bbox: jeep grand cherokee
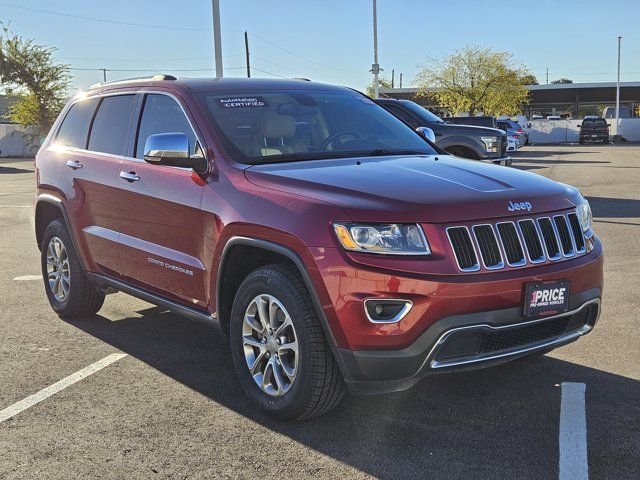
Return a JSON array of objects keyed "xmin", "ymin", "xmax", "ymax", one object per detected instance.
[{"xmin": 35, "ymin": 76, "xmax": 603, "ymax": 420}]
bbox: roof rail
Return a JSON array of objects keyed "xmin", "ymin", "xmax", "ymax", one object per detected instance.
[{"xmin": 89, "ymin": 74, "xmax": 177, "ymax": 90}]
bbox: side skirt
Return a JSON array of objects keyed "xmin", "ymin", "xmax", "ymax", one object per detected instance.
[{"xmin": 87, "ymin": 273, "xmax": 221, "ymax": 333}]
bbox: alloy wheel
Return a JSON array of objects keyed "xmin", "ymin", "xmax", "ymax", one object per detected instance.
[
  {"xmin": 242, "ymin": 294, "xmax": 299, "ymax": 397},
  {"xmin": 46, "ymin": 236, "xmax": 70, "ymax": 302}
]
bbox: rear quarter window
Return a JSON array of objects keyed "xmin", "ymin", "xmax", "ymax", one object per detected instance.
[
  {"xmin": 88, "ymin": 95, "xmax": 136, "ymax": 155},
  {"xmin": 55, "ymin": 98, "xmax": 99, "ymax": 149}
]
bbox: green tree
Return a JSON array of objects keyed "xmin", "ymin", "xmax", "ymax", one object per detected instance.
[
  {"xmin": 0, "ymin": 26, "xmax": 70, "ymax": 139},
  {"xmin": 551, "ymin": 78, "xmax": 573, "ymax": 84},
  {"xmin": 364, "ymin": 77, "xmax": 392, "ymax": 97},
  {"xmin": 415, "ymin": 46, "xmax": 530, "ymax": 116},
  {"xmin": 519, "ymin": 73, "xmax": 539, "ymax": 85}
]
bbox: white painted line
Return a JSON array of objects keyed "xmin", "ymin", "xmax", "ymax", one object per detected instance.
[
  {"xmin": 13, "ymin": 275, "xmax": 41, "ymax": 281},
  {"xmin": 559, "ymin": 382, "xmax": 588, "ymax": 480},
  {"xmin": 0, "ymin": 353, "xmax": 128, "ymax": 423}
]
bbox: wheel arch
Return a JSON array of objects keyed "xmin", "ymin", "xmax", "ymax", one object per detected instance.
[{"xmin": 216, "ymin": 237, "xmax": 337, "ymax": 347}]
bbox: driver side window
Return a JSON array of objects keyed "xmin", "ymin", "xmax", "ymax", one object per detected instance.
[{"xmin": 135, "ymin": 94, "xmax": 197, "ymax": 159}]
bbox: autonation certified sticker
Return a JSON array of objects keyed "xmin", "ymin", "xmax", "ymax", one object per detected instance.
[{"xmin": 524, "ymin": 280, "xmax": 570, "ymax": 318}]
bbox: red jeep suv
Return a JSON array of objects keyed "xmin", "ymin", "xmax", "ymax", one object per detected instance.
[{"xmin": 35, "ymin": 76, "xmax": 603, "ymax": 420}]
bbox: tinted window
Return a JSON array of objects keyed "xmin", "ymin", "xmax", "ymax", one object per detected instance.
[
  {"xmin": 88, "ymin": 95, "xmax": 135, "ymax": 155},
  {"xmin": 400, "ymin": 101, "xmax": 445, "ymax": 124},
  {"xmin": 384, "ymin": 105, "xmax": 420, "ymax": 129},
  {"xmin": 136, "ymin": 94, "xmax": 197, "ymax": 159},
  {"xmin": 582, "ymin": 119, "xmax": 607, "ymax": 127},
  {"xmin": 198, "ymin": 90, "xmax": 436, "ymax": 164},
  {"xmin": 56, "ymin": 98, "xmax": 99, "ymax": 149}
]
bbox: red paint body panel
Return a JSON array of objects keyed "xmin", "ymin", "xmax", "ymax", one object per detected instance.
[{"xmin": 35, "ymin": 78, "xmax": 604, "ymax": 359}]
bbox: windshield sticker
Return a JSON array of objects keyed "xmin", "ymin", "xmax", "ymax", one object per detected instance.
[{"xmin": 217, "ymin": 96, "xmax": 268, "ymax": 109}]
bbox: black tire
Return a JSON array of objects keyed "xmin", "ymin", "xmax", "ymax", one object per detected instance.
[
  {"xmin": 40, "ymin": 219, "xmax": 104, "ymax": 318},
  {"xmin": 229, "ymin": 264, "xmax": 344, "ymax": 420}
]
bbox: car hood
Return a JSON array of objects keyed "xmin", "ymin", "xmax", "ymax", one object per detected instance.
[
  {"xmin": 436, "ymin": 123, "xmax": 504, "ymax": 136},
  {"xmin": 244, "ymin": 155, "xmax": 580, "ymax": 223}
]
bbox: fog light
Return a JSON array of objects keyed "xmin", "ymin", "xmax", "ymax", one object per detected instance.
[{"xmin": 364, "ymin": 299, "xmax": 413, "ymax": 324}]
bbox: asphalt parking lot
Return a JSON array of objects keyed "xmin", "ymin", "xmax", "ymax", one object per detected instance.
[{"xmin": 0, "ymin": 145, "xmax": 638, "ymax": 479}]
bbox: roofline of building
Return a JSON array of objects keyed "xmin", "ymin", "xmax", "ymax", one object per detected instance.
[{"xmin": 379, "ymin": 81, "xmax": 640, "ymax": 95}]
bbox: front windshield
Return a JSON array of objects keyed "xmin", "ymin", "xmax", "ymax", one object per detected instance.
[
  {"xmin": 400, "ymin": 101, "xmax": 445, "ymax": 124},
  {"xmin": 198, "ymin": 90, "xmax": 437, "ymax": 164}
]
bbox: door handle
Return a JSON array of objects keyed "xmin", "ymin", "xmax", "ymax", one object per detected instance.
[
  {"xmin": 119, "ymin": 171, "xmax": 140, "ymax": 182},
  {"xmin": 65, "ymin": 160, "xmax": 83, "ymax": 169}
]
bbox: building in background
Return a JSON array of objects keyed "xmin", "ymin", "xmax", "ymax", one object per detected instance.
[{"xmin": 379, "ymin": 81, "xmax": 640, "ymax": 119}]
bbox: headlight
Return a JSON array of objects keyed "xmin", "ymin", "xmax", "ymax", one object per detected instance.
[
  {"xmin": 576, "ymin": 200, "xmax": 592, "ymax": 234},
  {"xmin": 333, "ymin": 223, "xmax": 430, "ymax": 255},
  {"xmin": 481, "ymin": 136, "xmax": 499, "ymax": 153}
]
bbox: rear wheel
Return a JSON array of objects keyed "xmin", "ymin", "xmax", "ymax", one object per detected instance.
[
  {"xmin": 40, "ymin": 220, "xmax": 104, "ymax": 318},
  {"xmin": 229, "ymin": 264, "xmax": 344, "ymax": 420}
]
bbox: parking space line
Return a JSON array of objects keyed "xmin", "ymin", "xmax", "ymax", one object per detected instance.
[
  {"xmin": 0, "ymin": 353, "xmax": 128, "ymax": 423},
  {"xmin": 559, "ymin": 382, "xmax": 588, "ymax": 480},
  {"xmin": 13, "ymin": 275, "xmax": 41, "ymax": 281}
]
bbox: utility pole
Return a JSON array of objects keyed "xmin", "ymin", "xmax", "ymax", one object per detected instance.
[
  {"xmin": 399, "ymin": 73, "xmax": 403, "ymax": 88},
  {"xmin": 212, "ymin": 0, "xmax": 223, "ymax": 77},
  {"xmin": 370, "ymin": 0, "xmax": 381, "ymax": 98},
  {"xmin": 615, "ymin": 35, "xmax": 622, "ymax": 141},
  {"xmin": 546, "ymin": 68, "xmax": 549, "ymax": 85},
  {"xmin": 244, "ymin": 31, "xmax": 251, "ymax": 78},
  {"xmin": 100, "ymin": 68, "xmax": 107, "ymax": 82},
  {"xmin": 391, "ymin": 69, "xmax": 394, "ymax": 88}
]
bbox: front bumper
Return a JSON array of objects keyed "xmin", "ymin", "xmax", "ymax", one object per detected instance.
[{"xmin": 333, "ymin": 288, "xmax": 601, "ymax": 395}]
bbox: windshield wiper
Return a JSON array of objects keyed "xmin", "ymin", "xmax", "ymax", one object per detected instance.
[{"xmin": 368, "ymin": 149, "xmax": 427, "ymax": 156}]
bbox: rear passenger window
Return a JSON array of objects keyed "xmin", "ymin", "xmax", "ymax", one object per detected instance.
[
  {"xmin": 56, "ymin": 98, "xmax": 99, "ymax": 149},
  {"xmin": 88, "ymin": 95, "xmax": 135, "ymax": 155},
  {"xmin": 135, "ymin": 94, "xmax": 197, "ymax": 159}
]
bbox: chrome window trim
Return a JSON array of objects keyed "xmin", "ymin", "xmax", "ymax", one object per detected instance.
[
  {"xmin": 446, "ymin": 226, "xmax": 481, "ymax": 272},
  {"xmin": 495, "ymin": 221, "xmax": 527, "ymax": 267},
  {"xmin": 363, "ymin": 299, "xmax": 413, "ymax": 324},
  {"xmin": 425, "ymin": 298, "xmax": 600, "ymax": 370},
  {"xmin": 536, "ymin": 216, "xmax": 562, "ymax": 261},
  {"xmin": 471, "ymin": 224, "xmax": 504, "ymax": 270},
  {"xmin": 50, "ymin": 89, "xmax": 207, "ymax": 171},
  {"xmin": 517, "ymin": 219, "xmax": 546, "ymax": 264},
  {"xmin": 553, "ymin": 214, "xmax": 576, "ymax": 258}
]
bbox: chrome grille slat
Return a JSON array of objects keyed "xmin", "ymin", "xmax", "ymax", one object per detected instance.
[
  {"xmin": 518, "ymin": 219, "xmax": 546, "ymax": 263},
  {"xmin": 567, "ymin": 213, "xmax": 587, "ymax": 253},
  {"xmin": 447, "ymin": 210, "xmax": 588, "ymax": 272},
  {"xmin": 446, "ymin": 227, "xmax": 480, "ymax": 272},
  {"xmin": 472, "ymin": 225, "xmax": 504, "ymax": 270}
]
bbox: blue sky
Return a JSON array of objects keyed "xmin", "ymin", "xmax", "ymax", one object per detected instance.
[{"xmin": 3, "ymin": 0, "xmax": 640, "ymax": 92}]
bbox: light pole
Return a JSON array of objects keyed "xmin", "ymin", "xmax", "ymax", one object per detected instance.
[
  {"xmin": 370, "ymin": 0, "xmax": 381, "ymax": 98},
  {"xmin": 615, "ymin": 35, "xmax": 622, "ymax": 141},
  {"xmin": 212, "ymin": 0, "xmax": 223, "ymax": 77}
]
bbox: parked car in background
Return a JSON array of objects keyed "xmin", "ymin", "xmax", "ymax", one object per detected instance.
[
  {"xmin": 531, "ymin": 115, "xmax": 543, "ymax": 120},
  {"xmin": 35, "ymin": 76, "xmax": 603, "ymax": 420},
  {"xmin": 578, "ymin": 117, "xmax": 610, "ymax": 144},
  {"xmin": 506, "ymin": 136, "xmax": 517, "ymax": 152},
  {"xmin": 547, "ymin": 115, "xmax": 562, "ymax": 120},
  {"xmin": 444, "ymin": 115, "xmax": 497, "ymax": 128},
  {"xmin": 377, "ymin": 99, "xmax": 510, "ymax": 165},
  {"xmin": 499, "ymin": 115, "xmax": 531, "ymax": 144},
  {"xmin": 497, "ymin": 120, "xmax": 526, "ymax": 148},
  {"xmin": 602, "ymin": 106, "xmax": 631, "ymax": 119}
]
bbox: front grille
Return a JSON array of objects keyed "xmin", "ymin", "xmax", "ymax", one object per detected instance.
[
  {"xmin": 447, "ymin": 210, "xmax": 587, "ymax": 272},
  {"xmin": 567, "ymin": 213, "xmax": 586, "ymax": 253},
  {"xmin": 519, "ymin": 219, "xmax": 545, "ymax": 262},
  {"xmin": 472, "ymin": 225, "xmax": 503, "ymax": 269},
  {"xmin": 446, "ymin": 227, "xmax": 479, "ymax": 271},
  {"xmin": 554, "ymin": 215, "xmax": 575, "ymax": 256},
  {"xmin": 433, "ymin": 303, "xmax": 598, "ymax": 365}
]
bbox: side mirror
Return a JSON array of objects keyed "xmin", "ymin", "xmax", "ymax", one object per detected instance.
[
  {"xmin": 577, "ymin": 124, "xmax": 581, "ymax": 127},
  {"xmin": 607, "ymin": 123, "xmax": 611, "ymax": 127},
  {"xmin": 416, "ymin": 126, "xmax": 436, "ymax": 143},
  {"xmin": 527, "ymin": 122, "xmax": 532, "ymax": 128},
  {"xmin": 143, "ymin": 133, "xmax": 207, "ymax": 173}
]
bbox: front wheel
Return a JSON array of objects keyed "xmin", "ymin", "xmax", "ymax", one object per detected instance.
[
  {"xmin": 40, "ymin": 220, "xmax": 104, "ymax": 318},
  {"xmin": 229, "ymin": 264, "xmax": 344, "ymax": 420}
]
